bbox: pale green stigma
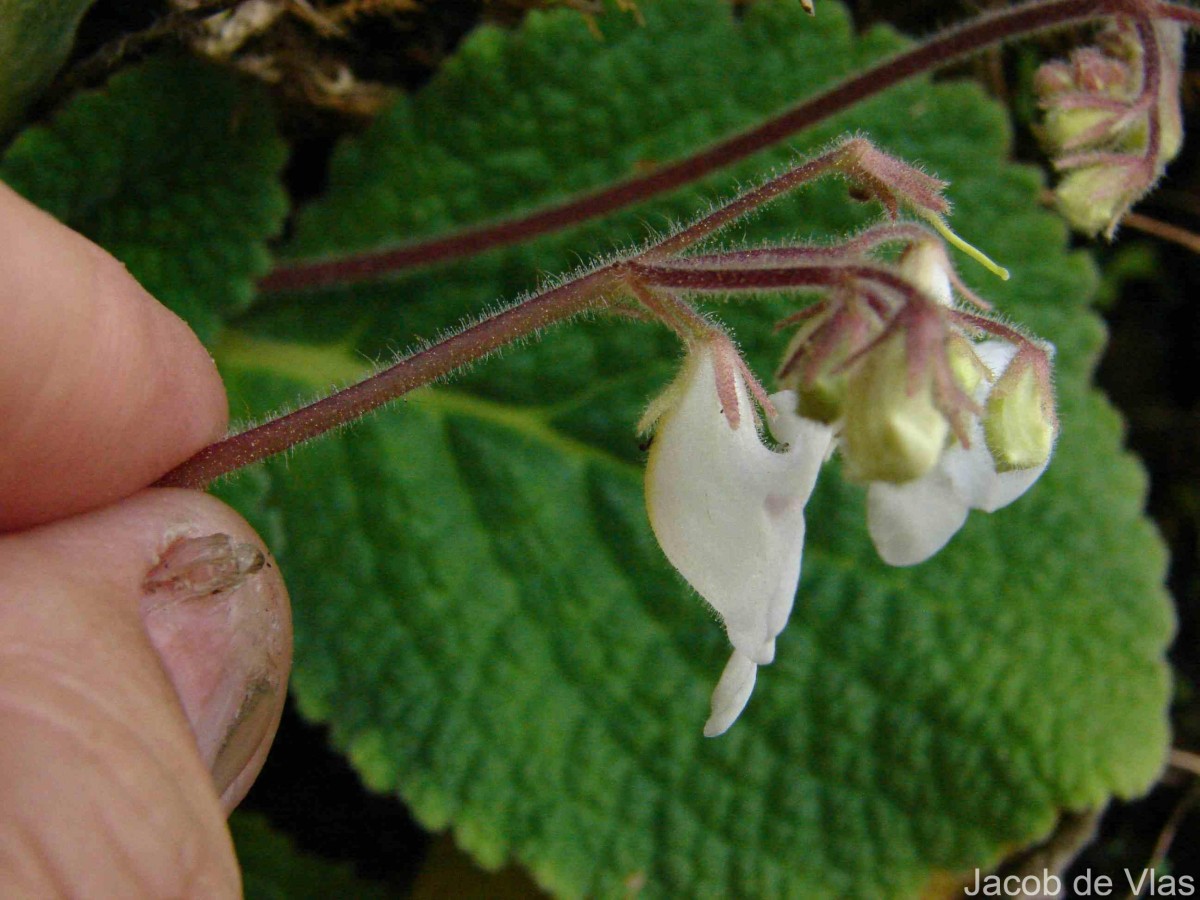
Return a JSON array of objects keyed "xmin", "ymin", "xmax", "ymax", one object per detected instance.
[{"xmin": 923, "ymin": 213, "xmax": 1010, "ymax": 281}]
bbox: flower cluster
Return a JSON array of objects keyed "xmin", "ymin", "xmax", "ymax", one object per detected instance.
[
  {"xmin": 639, "ymin": 237, "xmax": 1057, "ymax": 735},
  {"xmin": 1035, "ymin": 18, "xmax": 1184, "ymax": 237}
]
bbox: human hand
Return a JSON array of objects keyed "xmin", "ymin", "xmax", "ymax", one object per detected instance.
[{"xmin": 0, "ymin": 182, "xmax": 292, "ymax": 896}]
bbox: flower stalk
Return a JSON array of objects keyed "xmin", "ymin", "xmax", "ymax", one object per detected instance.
[
  {"xmin": 160, "ymin": 0, "xmax": 1195, "ymax": 489},
  {"xmin": 257, "ymin": 0, "xmax": 1189, "ymax": 292},
  {"xmin": 161, "ymin": 137, "xmax": 952, "ymax": 487}
]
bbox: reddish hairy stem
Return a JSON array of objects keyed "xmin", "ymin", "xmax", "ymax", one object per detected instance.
[
  {"xmin": 258, "ymin": 0, "xmax": 1145, "ymax": 293},
  {"xmin": 631, "ymin": 259, "xmax": 917, "ymax": 297},
  {"xmin": 1121, "ymin": 211, "xmax": 1200, "ymax": 253},
  {"xmin": 1158, "ymin": 2, "xmax": 1200, "ymax": 28},
  {"xmin": 677, "ymin": 222, "xmax": 936, "ymax": 266},
  {"xmin": 161, "ymin": 0, "xmax": 1198, "ymax": 486},
  {"xmin": 156, "ymin": 269, "xmax": 619, "ymax": 488},
  {"xmin": 625, "ymin": 281, "xmax": 699, "ymax": 340},
  {"xmin": 1134, "ymin": 16, "xmax": 1164, "ymax": 169},
  {"xmin": 952, "ymin": 309, "xmax": 1037, "ymax": 347},
  {"xmin": 645, "ymin": 148, "xmax": 845, "ymax": 257},
  {"xmin": 161, "ymin": 140, "xmax": 862, "ymax": 486}
]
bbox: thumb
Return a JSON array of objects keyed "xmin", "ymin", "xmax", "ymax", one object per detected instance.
[{"xmin": 0, "ymin": 488, "xmax": 291, "ymax": 897}]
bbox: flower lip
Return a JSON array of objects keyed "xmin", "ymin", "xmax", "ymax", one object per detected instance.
[{"xmin": 704, "ymin": 649, "xmax": 759, "ymax": 738}]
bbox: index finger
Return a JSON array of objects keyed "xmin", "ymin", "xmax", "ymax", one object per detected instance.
[{"xmin": 0, "ymin": 183, "xmax": 228, "ymax": 531}]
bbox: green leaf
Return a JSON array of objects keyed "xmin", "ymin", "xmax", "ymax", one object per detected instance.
[
  {"xmin": 0, "ymin": 0, "xmax": 97, "ymax": 134},
  {"xmin": 0, "ymin": 55, "xmax": 288, "ymax": 345},
  {"xmin": 216, "ymin": 0, "xmax": 1169, "ymax": 895},
  {"xmin": 230, "ymin": 812, "xmax": 394, "ymax": 899}
]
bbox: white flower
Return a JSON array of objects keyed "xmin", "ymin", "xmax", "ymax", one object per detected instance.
[
  {"xmin": 900, "ymin": 239, "xmax": 955, "ymax": 308},
  {"xmin": 866, "ymin": 340, "xmax": 1053, "ymax": 566},
  {"xmin": 642, "ymin": 343, "xmax": 833, "ymax": 735}
]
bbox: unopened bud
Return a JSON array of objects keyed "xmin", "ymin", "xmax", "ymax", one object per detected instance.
[
  {"xmin": 898, "ymin": 240, "xmax": 953, "ymax": 307},
  {"xmin": 842, "ymin": 332, "xmax": 948, "ymax": 484},
  {"xmin": 984, "ymin": 360, "xmax": 1056, "ymax": 472},
  {"xmin": 1054, "ymin": 164, "xmax": 1137, "ymax": 238},
  {"xmin": 1034, "ymin": 60, "xmax": 1074, "ymax": 99},
  {"xmin": 1159, "ymin": 97, "xmax": 1184, "ymax": 166},
  {"xmin": 795, "ymin": 374, "xmax": 846, "ymax": 424},
  {"xmin": 1096, "ymin": 20, "xmax": 1141, "ymax": 65},
  {"xmin": 1071, "ymin": 47, "xmax": 1131, "ymax": 95},
  {"xmin": 947, "ymin": 336, "xmax": 986, "ymax": 404},
  {"xmin": 776, "ymin": 307, "xmax": 863, "ymax": 425},
  {"xmin": 1039, "ymin": 106, "xmax": 1129, "ymax": 155},
  {"xmin": 1039, "ymin": 20, "xmax": 1186, "ymax": 238}
]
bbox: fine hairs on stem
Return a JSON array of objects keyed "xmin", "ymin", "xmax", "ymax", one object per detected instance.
[
  {"xmin": 157, "ymin": 0, "xmax": 1196, "ymax": 489},
  {"xmin": 158, "ymin": 138, "xmax": 877, "ymax": 487},
  {"xmin": 257, "ymin": 0, "xmax": 1180, "ymax": 293}
]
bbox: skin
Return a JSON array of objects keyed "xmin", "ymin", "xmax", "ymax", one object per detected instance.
[{"xmin": 0, "ymin": 182, "xmax": 292, "ymax": 896}]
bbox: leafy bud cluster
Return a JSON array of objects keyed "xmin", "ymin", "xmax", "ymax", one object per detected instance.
[{"xmin": 1035, "ymin": 19, "xmax": 1185, "ymax": 237}]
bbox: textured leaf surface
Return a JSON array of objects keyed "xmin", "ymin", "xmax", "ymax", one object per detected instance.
[
  {"xmin": 216, "ymin": 0, "xmax": 1168, "ymax": 896},
  {"xmin": 0, "ymin": 55, "xmax": 288, "ymax": 344},
  {"xmin": 0, "ymin": 0, "xmax": 96, "ymax": 134},
  {"xmin": 231, "ymin": 812, "xmax": 393, "ymax": 899}
]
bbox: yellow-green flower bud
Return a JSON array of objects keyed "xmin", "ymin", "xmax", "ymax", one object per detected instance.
[
  {"xmin": 1053, "ymin": 165, "xmax": 1135, "ymax": 237},
  {"xmin": 776, "ymin": 311, "xmax": 856, "ymax": 425},
  {"xmin": 898, "ymin": 239, "xmax": 953, "ymax": 307},
  {"xmin": 1159, "ymin": 95, "xmax": 1184, "ymax": 164},
  {"xmin": 795, "ymin": 374, "xmax": 846, "ymax": 425},
  {"xmin": 842, "ymin": 333, "xmax": 948, "ymax": 484},
  {"xmin": 1033, "ymin": 60, "xmax": 1074, "ymax": 99},
  {"xmin": 984, "ymin": 361, "xmax": 1055, "ymax": 472},
  {"xmin": 1038, "ymin": 106, "xmax": 1129, "ymax": 155},
  {"xmin": 1037, "ymin": 20, "xmax": 1185, "ymax": 238},
  {"xmin": 947, "ymin": 337, "xmax": 986, "ymax": 402}
]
